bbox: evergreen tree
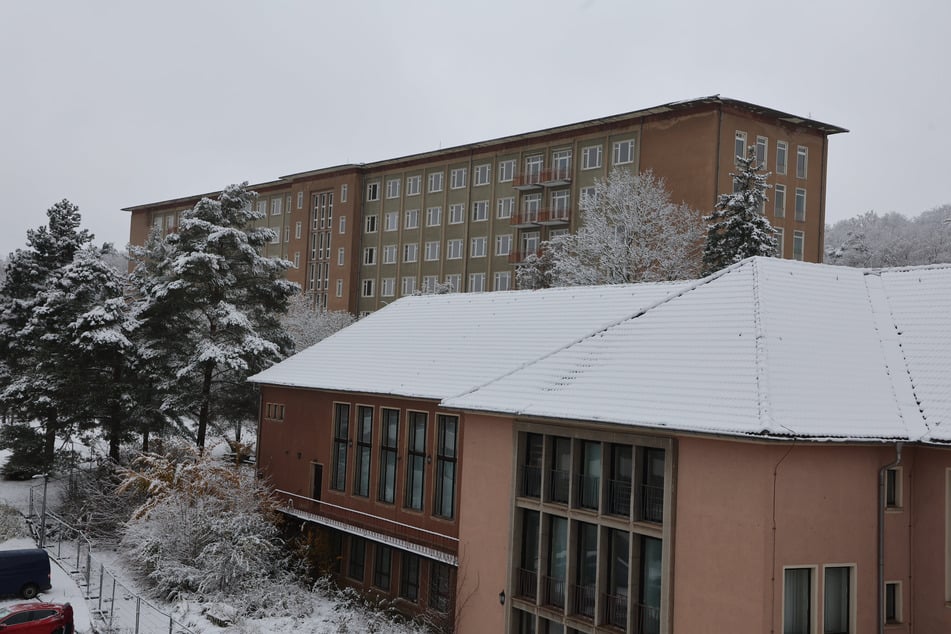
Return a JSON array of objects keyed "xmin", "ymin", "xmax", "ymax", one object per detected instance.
[
  {"xmin": 701, "ymin": 148, "xmax": 777, "ymax": 275},
  {"xmin": 133, "ymin": 184, "xmax": 297, "ymax": 450},
  {"xmin": 0, "ymin": 200, "xmax": 94, "ymax": 468}
]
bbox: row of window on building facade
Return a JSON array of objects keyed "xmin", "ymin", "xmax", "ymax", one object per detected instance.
[{"xmin": 735, "ymin": 131, "xmax": 809, "ymax": 179}]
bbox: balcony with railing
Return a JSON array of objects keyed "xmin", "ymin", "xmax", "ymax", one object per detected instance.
[
  {"xmin": 549, "ymin": 468, "xmax": 570, "ymax": 504},
  {"xmin": 538, "ymin": 206, "xmax": 571, "ymax": 225},
  {"xmin": 508, "ymin": 249, "xmax": 541, "ymax": 264},
  {"xmin": 603, "ymin": 593, "xmax": 628, "ymax": 629},
  {"xmin": 516, "ymin": 568, "xmax": 538, "ymax": 600},
  {"xmin": 513, "ymin": 171, "xmax": 544, "ymax": 191},
  {"xmin": 543, "ymin": 575, "xmax": 566, "ymax": 609},
  {"xmin": 639, "ymin": 484, "xmax": 664, "ymax": 523},
  {"xmin": 607, "ymin": 479, "xmax": 632, "ymax": 517},
  {"xmin": 636, "ymin": 602, "xmax": 661, "ymax": 634},
  {"xmin": 540, "ymin": 166, "xmax": 572, "ymax": 186},
  {"xmin": 510, "ymin": 209, "xmax": 541, "ymax": 228},
  {"xmin": 575, "ymin": 473, "xmax": 599, "ymax": 510},
  {"xmin": 571, "ymin": 583, "xmax": 596, "ymax": 619},
  {"xmin": 519, "ymin": 465, "xmax": 542, "ymax": 498},
  {"xmin": 275, "ymin": 489, "xmax": 459, "ymax": 564}
]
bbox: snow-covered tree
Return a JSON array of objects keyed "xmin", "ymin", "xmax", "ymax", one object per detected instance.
[
  {"xmin": 132, "ymin": 184, "xmax": 297, "ymax": 450},
  {"xmin": 702, "ymin": 148, "xmax": 777, "ymax": 275},
  {"xmin": 117, "ymin": 440, "xmax": 290, "ymax": 609},
  {"xmin": 281, "ymin": 294, "xmax": 354, "ymax": 352},
  {"xmin": 0, "ymin": 200, "xmax": 95, "ymax": 467},
  {"xmin": 824, "ymin": 206, "xmax": 951, "ymax": 267},
  {"xmin": 517, "ymin": 169, "xmax": 704, "ymax": 288}
]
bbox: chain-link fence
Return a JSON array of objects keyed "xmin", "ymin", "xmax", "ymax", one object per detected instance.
[{"xmin": 28, "ymin": 485, "xmax": 195, "ymax": 634}]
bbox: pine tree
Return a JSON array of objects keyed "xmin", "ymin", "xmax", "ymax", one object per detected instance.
[
  {"xmin": 701, "ymin": 147, "xmax": 777, "ymax": 275},
  {"xmin": 133, "ymin": 184, "xmax": 297, "ymax": 450},
  {"xmin": 0, "ymin": 200, "xmax": 95, "ymax": 468}
]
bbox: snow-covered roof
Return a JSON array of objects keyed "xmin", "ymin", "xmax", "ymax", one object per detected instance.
[
  {"xmin": 249, "ymin": 282, "xmax": 688, "ymax": 401},
  {"xmin": 251, "ymin": 257, "xmax": 951, "ymax": 444},
  {"xmin": 444, "ymin": 258, "xmax": 950, "ymax": 443}
]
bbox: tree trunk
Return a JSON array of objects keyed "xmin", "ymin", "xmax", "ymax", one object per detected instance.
[
  {"xmin": 141, "ymin": 427, "xmax": 150, "ymax": 453},
  {"xmin": 43, "ymin": 412, "xmax": 57, "ymax": 470},
  {"xmin": 196, "ymin": 360, "xmax": 214, "ymax": 452},
  {"xmin": 107, "ymin": 365, "xmax": 122, "ymax": 462}
]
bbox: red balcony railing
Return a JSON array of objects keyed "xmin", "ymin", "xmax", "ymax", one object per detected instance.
[
  {"xmin": 513, "ymin": 171, "xmax": 544, "ymax": 190},
  {"xmin": 275, "ymin": 489, "xmax": 459, "ymax": 557},
  {"xmin": 510, "ymin": 210, "xmax": 540, "ymax": 227},
  {"xmin": 538, "ymin": 207, "xmax": 571, "ymax": 225}
]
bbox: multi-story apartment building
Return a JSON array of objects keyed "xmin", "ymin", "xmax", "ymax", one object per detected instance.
[
  {"xmin": 251, "ymin": 257, "xmax": 951, "ymax": 633},
  {"xmin": 125, "ymin": 96, "xmax": 846, "ymax": 314}
]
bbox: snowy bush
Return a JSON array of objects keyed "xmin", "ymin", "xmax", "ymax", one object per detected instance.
[
  {"xmin": 118, "ymin": 440, "xmax": 295, "ymax": 615},
  {"xmin": 57, "ymin": 457, "xmax": 143, "ymax": 539},
  {"xmin": 0, "ymin": 422, "xmax": 47, "ymax": 480},
  {"xmin": 0, "ymin": 500, "xmax": 28, "ymax": 540}
]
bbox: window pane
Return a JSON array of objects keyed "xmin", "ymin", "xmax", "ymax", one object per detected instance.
[
  {"xmin": 824, "ymin": 567, "xmax": 850, "ymax": 634},
  {"xmin": 784, "ymin": 568, "xmax": 811, "ymax": 634}
]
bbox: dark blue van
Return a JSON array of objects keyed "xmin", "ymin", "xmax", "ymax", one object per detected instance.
[{"xmin": 0, "ymin": 548, "xmax": 52, "ymax": 598}]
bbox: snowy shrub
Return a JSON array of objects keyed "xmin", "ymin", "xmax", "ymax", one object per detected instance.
[
  {"xmin": 57, "ymin": 458, "xmax": 142, "ymax": 539},
  {"xmin": 118, "ymin": 439, "xmax": 293, "ymax": 614},
  {"xmin": 0, "ymin": 423, "xmax": 46, "ymax": 480},
  {"xmin": 0, "ymin": 501, "xmax": 28, "ymax": 540}
]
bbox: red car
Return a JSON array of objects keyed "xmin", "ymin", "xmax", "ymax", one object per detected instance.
[{"xmin": 0, "ymin": 602, "xmax": 73, "ymax": 633}]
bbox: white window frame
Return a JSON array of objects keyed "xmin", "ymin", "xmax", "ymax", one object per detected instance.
[
  {"xmin": 336, "ymin": 278, "xmax": 343, "ymax": 297},
  {"xmin": 424, "ymin": 241, "xmax": 440, "ymax": 262},
  {"xmin": 428, "ymin": 172, "xmax": 444, "ymax": 193},
  {"xmin": 405, "ymin": 209, "xmax": 420, "ymax": 230},
  {"xmin": 450, "ymin": 168, "xmax": 467, "ymax": 190},
  {"xmin": 340, "ymin": 184, "xmax": 348, "ymax": 203},
  {"xmin": 447, "ymin": 239, "xmax": 463, "ymax": 260},
  {"xmin": 756, "ymin": 136, "xmax": 768, "ymax": 169},
  {"xmin": 422, "ymin": 275, "xmax": 439, "ymax": 293},
  {"xmin": 495, "ymin": 234, "xmax": 512, "ymax": 256},
  {"xmin": 339, "ymin": 216, "xmax": 346, "ymax": 234},
  {"xmin": 782, "ymin": 566, "xmax": 816, "ymax": 634},
  {"xmin": 293, "ymin": 252, "xmax": 300, "ymax": 269},
  {"xmin": 774, "ymin": 184, "xmax": 786, "ymax": 218},
  {"xmin": 474, "ymin": 163, "xmax": 491, "ymax": 186},
  {"xmin": 797, "ymin": 146, "xmax": 808, "ymax": 179},
  {"xmin": 363, "ymin": 247, "xmax": 377, "ymax": 266},
  {"xmin": 735, "ymin": 131, "xmax": 747, "ymax": 163},
  {"xmin": 295, "ymin": 221, "xmax": 302, "ymax": 240},
  {"xmin": 885, "ymin": 581, "xmax": 902, "ymax": 625},
  {"xmin": 498, "ymin": 160, "xmax": 515, "ymax": 182},
  {"xmin": 364, "ymin": 215, "xmax": 377, "ymax": 233},
  {"xmin": 497, "ymin": 197, "xmax": 515, "ymax": 219},
  {"xmin": 774, "ymin": 227, "xmax": 784, "ymax": 257},
  {"xmin": 403, "ymin": 243, "xmax": 418, "ymax": 263},
  {"xmin": 795, "ymin": 188, "xmax": 807, "ymax": 222},
  {"xmin": 821, "ymin": 564, "xmax": 855, "ymax": 634},
  {"xmin": 471, "ymin": 237, "xmax": 487, "ymax": 258},
  {"xmin": 297, "ymin": 191, "xmax": 304, "ymax": 209},
  {"xmin": 401, "ymin": 276, "xmax": 416, "ymax": 296},
  {"xmin": 382, "ymin": 244, "xmax": 397, "ymax": 264},
  {"xmin": 384, "ymin": 212, "xmax": 399, "ymax": 232},
  {"xmin": 468, "ymin": 272, "xmax": 485, "ymax": 293},
  {"xmin": 426, "ymin": 206, "xmax": 442, "ymax": 227},
  {"xmin": 445, "ymin": 274, "xmax": 461, "ymax": 292},
  {"xmin": 777, "ymin": 141, "xmax": 788, "ymax": 175},
  {"xmin": 793, "ymin": 230, "xmax": 805, "ymax": 261},
  {"xmin": 271, "ymin": 197, "xmax": 283, "ymax": 216},
  {"xmin": 366, "ymin": 182, "xmax": 380, "ymax": 202},
  {"xmin": 406, "ymin": 175, "xmax": 421, "ymax": 196},
  {"xmin": 613, "ymin": 139, "xmax": 635, "ymax": 165},
  {"xmin": 361, "ymin": 279, "xmax": 375, "ymax": 298},
  {"xmin": 381, "ymin": 277, "xmax": 395, "ymax": 297},
  {"xmin": 494, "ymin": 271, "xmax": 511, "ymax": 291},
  {"xmin": 337, "ymin": 247, "xmax": 345, "ymax": 266},
  {"xmin": 449, "ymin": 204, "xmax": 465, "ymax": 225},
  {"xmin": 885, "ymin": 467, "xmax": 903, "ymax": 509},
  {"xmin": 386, "ymin": 178, "xmax": 400, "ymax": 199},
  {"xmin": 582, "ymin": 145, "xmax": 603, "ymax": 170},
  {"xmin": 472, "ymin": 200, "xmax": 489, "ymax": 222},
  {"xmin": 283, "ymin": 225, "xmax": 290, "ymax": 243}
]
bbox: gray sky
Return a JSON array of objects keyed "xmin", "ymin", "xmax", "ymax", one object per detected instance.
[{"xmin": 1, "ymin": 0, "xmax": 948, "ymax": 256}]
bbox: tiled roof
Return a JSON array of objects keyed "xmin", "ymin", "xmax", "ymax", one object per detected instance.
[
  {"xmin": 249, "ymin": 282, "xmax": 688, "ymax": 401},
  {"xmin": 251, "ymin": 257, "xmax": 951, "ymax": 444}
]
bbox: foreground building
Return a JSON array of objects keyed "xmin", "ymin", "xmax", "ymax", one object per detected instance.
[
  {"xmin": 126, "ymin": 96, "xmax": 846, "ymax": 314},
  {"xmin": 251, "ymin": 257, "xmax": 951, "ymax": 633}
]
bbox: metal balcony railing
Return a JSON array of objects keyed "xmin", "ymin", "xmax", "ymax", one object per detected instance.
[
  {"xmin": 608, "ymin": 479, "xmax": 632, "ymax": 517},
  {"xmin": 519, "ymin": 465, "xmax": 542, "ymax": 498},
  {"xmin": 543, "ymin": 575, "xmax": 566, "ymax": 609},
  {"xmin": 275, "ymin": 490, "xmax": 459, "ymax": 558},
  {"xmin": 603, "ymin": 592, "xmax": 628, "ymax": 629},
  {"xmin": 575, "ymin": 473, "xmax": 599, "ymax": 510},
  {"xmin": 538, "ymin": 206, "xmax": 571, "ymax": 224},
  {"xmin": 549, "ymin": 469, "xmax": 570, "ymax": 504},
  {"xmin": 510, "ymin": 209, "xmax": 541, "ymax": 227},
  {"xmin": 639, "ymin": 484, "xmax": 664, "ymax": 523},
  {"xmin": 636, "ymin": 602, "xmax": 661, "ymax": 634},
  {"xmin": 571, "ymin": 583, "xmax": 596, "ymax": 618},
  {"xmin": 516, "ymin": 568, "xmax": 538, "ymax": 600}
]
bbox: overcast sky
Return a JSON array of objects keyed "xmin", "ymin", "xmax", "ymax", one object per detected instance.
[{"xmin": 1, "ymin": 0, "xmax": 948, "ymax": 256}]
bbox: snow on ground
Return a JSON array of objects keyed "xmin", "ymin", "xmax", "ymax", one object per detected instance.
[{"xmin": 0, "ymin": 447, "xmax": 427, "ymax": 634}]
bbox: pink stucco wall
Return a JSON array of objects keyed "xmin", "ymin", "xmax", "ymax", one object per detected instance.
[
  {"xmin": 673, "ymin": 436, "xmax": 948, "ymax": 632},
  {"xmin": 456, "ymin": 413, "xmax": 514, "ymax": 633}
]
